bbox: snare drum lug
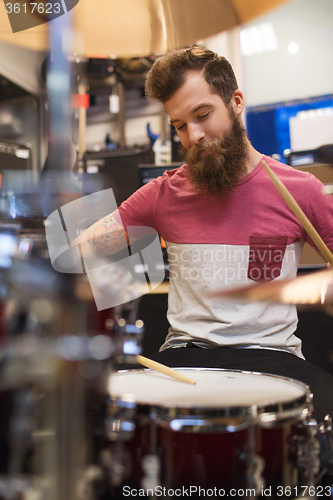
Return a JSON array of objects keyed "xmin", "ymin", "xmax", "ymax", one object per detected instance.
[
  {"xmin": 105, "ymin": 396, "xmax": 137, "ymax": 441},
  {"xmin": 245, "ymin": 453, "xmax": 265, "ymax": 496},
  {"xmin": 319, "ymin": 415, "xmax": 333, "ymax": 435},
  {"xmin": 304, "ymin": 418, "xmax": 319, "ymax": 435},
  {"xmin": 296, "ymin": 419, "xmax": 321, "ymax": 481},
  {"xmin": 318, "ymin": 414, "xmax": 333, "ymax": 476}
]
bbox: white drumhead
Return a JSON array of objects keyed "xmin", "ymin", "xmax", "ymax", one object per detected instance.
[{"xmin": 108, "ymin": 368, "xmax": 307, "ymax": 409}]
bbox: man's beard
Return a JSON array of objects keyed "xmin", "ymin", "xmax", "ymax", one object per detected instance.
[{"xmin": 180, "ymin": 110, "xmax": 249, "ymax": 197}]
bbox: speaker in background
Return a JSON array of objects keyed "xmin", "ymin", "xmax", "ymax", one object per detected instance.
[
  {"xmin": 0, "ymin": 142, "xmax": 32, "ymax": 171},
  {"xmin": 83, "ymin": 144, "xmax": 153, "ymax": 205}
]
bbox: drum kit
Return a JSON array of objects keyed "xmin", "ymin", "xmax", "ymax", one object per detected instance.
[{"xmin": 0, "ymin": 83, "xmax": 332, "ymax": 500}]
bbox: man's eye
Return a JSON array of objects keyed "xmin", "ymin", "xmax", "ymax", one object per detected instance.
[
  {"xmin": 198, "ymin": 113, "xmax": 210, "ymax": 120},
  {"xmin": 176, "ymin": 124, "xmax": 185, "ymax": 131}
]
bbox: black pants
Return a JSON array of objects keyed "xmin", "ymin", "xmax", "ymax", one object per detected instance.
[{"xmin": 150, "ymin": 345, "xmax": 333, "ymax": 423}]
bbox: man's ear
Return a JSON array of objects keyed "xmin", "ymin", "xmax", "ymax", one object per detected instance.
[{"xmin": 232, "ymin": 89, "xmax": 245, "ymax": 117}]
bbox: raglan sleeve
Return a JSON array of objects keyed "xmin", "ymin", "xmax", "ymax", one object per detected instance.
[{"xmin": 114, "ymin": 177, "xmax": 162, "ymax": 240}]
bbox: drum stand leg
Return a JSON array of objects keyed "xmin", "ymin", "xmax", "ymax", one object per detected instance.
[
  {"xmin": 41, "ymin": 360, "xmax": 86, "ymax": 500},
  {"xmin": 296, "ymin": 418, "xmax": 321, "ymax": 489},
  {"xmin": 140, "ymin": 410, "xmax": 161, "ymax": 496},
  {"xmin": 246, "ymin": 423, "xmax": 265, "ymax": 498}
]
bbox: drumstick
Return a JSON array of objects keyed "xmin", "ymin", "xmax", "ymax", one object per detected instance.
[
  {"xmin": 136, "ymin": 355, "xmax": 196, "ymax": 385},
  {"xmin": 262, "ymin": 160, "xmax": 333, "ymax": 265}
]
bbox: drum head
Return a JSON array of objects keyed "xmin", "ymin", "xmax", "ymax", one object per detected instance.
[{"xmin": 109, "ymin": 368, "xmax": 309, "ymax": 417}]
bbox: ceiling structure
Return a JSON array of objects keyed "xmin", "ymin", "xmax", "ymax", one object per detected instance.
[{"xmin": 0, "ymin": 0, "xmax": 290, "ymax": 58}]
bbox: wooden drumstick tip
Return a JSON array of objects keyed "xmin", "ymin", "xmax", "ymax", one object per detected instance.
[{"xmin": 136, "ymin": 355, "xmax": 196, "ymax": 385}]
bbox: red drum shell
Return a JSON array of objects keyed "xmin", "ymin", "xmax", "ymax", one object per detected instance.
[{"xmin": 108, "ymin": 368, "xmax": 311, "ymax": 493}]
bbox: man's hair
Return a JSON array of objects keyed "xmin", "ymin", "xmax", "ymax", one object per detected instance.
[{"xmin": 145, "ymin": 46, "xmax": 238, "ymax": 105}]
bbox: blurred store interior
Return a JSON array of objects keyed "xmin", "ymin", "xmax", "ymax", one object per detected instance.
[
  {"xmin": 0, "ymin": 0, "xmax": 332, "ymax": 496},
  {"xmin": 0, "ymin": 0, "xmax": 332, "ymax": 364}
]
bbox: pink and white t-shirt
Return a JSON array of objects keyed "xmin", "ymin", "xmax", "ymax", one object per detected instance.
[{"xmin": 117, "ymin": 155, "xmax": 333, "ymax": 358}]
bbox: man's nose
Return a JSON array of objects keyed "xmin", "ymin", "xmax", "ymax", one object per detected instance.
[{"xmin": 188, "ymin": 123, "xmax": 205, "ymax": 147}]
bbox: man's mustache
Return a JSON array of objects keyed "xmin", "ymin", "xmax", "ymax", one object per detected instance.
[{"xmin": 185, "ymin": 138, "xmax": 227, "ymax": 164}]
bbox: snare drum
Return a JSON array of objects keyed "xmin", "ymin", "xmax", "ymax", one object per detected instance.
[{"xmin": 106, "ymin": 368, "xmax": 314, "ymax": 494}]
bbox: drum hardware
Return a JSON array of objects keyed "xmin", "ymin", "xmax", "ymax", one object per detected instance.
[
  {"xmin": 0, "ymin": 343, "xmax": 61, "ymax": 500},
  {"xmin": 76, "ymin": 464, "xmax": 106, "ymax": 500},
  {"xmin": 141, "ymin": 410, "xmax": 161, "ymax": 492},
  {"xmin": 161, "ymin": 415, "xmax": 250, "ymax": 433},
  {"xmin": 0, "ymin": 334, "xmax": 113, "ymax": 500},
  {"xmin": 6, "ymin": 386, "xmax": 42, "ymax": 476},
  {"xmin": 257, "ymin": 395, "xmax": 313, "ymax": 428},
  {"xmin": 293, "ymin": 418, "xmax": 321, "ymax": 486},
  {"xmin": 102, "ymin": 382, "xmax": 163, "ymax": 493},
  {"xmin": 0, "ymin": 233, "xmax": 67, "ymax": 340},
  {"xmin": 104, "ymin": 402, "xmax": 136, "ymax": 488},
  {"xmin": 242, "ymin": 446, "xmax": 266, "ymax": 497},
  {"xmin": 0, "ymin": 477, "xmax": 47, "ymax": 500},
  {"xmin": 105, "ymin": 395, "xmax": 137, "ymax": 442},
  {"xmin": 0, "ymin": 385, "xmax": 44, "ymax": 500},
  {"xmin": 102, "ymin": 395, "xmax": 161, "ymax": 490},
  {"xmin": 317, "ymin": 415, "xmax": 333, "ymax": 480},
  {"xmin": 233, "ymin": 420, "xmax": 266, "ymax": 496},
  {"xmin": 0, "ymin": 232, "xmax": 129, "ymax": 500},
  {"xmin": 99, "ymin": 442, "xmax": 132, "ymax": 488},
  {"xmin": 113, "ymin": 317, "xmax": 144, "ymax": 365},
  {"xmin": 319, "ymin": 415, "xmax": 333, "ymax": 443},
  {"xmin": 2, "ymin": 237, "xmax": 152, "ymax": 499},
  {"xmin": 243, "ymin": 417, "xmax": 264, "ymax": 496}
]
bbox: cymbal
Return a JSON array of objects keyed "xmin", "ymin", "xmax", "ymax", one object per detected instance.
[
  {"xmin": 0, "ymin": 0, "xmax": 290, "ymax": 57},
  {"xmin": 207, "ymin": 268, "xmax": 333, "ymax": 306}
]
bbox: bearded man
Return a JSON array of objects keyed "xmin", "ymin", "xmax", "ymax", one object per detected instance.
[{"xmin": 77, "ymin": 47, "xmax": 333, "ymax": 428}]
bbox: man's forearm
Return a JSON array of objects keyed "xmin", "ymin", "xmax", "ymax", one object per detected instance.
[{"xmin": 73, "ymin": 212, "xmax": 129, "ymax": 258}]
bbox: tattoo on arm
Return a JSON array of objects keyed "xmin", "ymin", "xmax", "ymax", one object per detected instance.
[{"xmin": 77, "ymin": 213, "xmax": 130, "ymax": 258}]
